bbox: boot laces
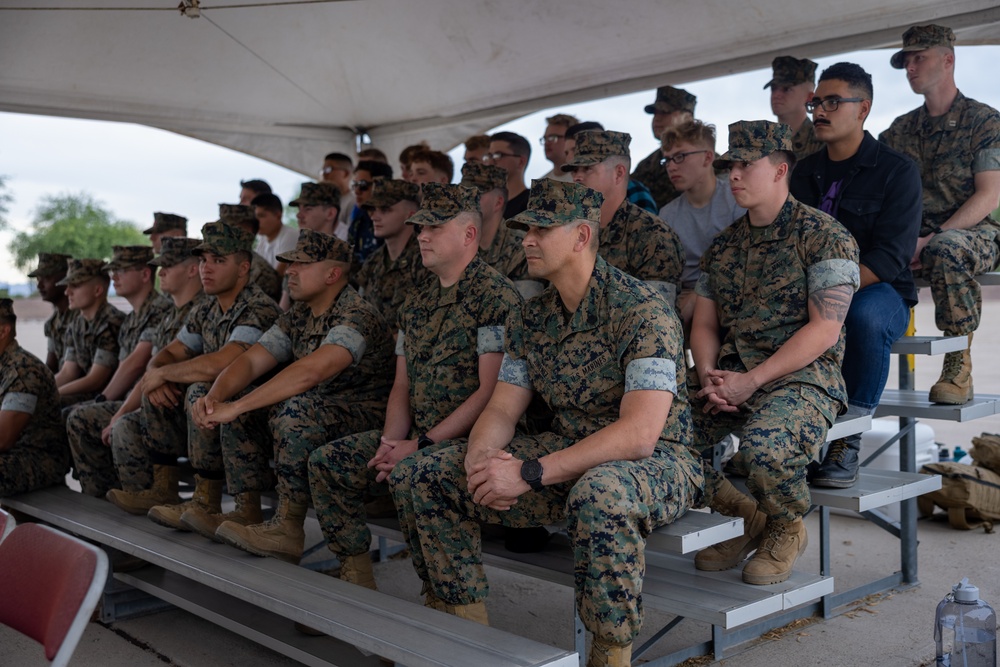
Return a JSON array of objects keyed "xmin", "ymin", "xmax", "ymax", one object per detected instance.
[
  {"xmin": 827, "ymin": 440, "xmax": 849, "ymax": 464},
  {"xmin": 759, "ymin": 523, "xmax": 790, "ymax": 555}
]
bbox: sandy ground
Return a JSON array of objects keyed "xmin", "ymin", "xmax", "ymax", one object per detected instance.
[{"xmin": 3, "ymin": 289, "xmax": 1000, "ymax": 666}]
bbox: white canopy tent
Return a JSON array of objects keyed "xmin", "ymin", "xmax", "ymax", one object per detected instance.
[{"xmin": 2, "ymin": 0, "xmax": 999, "ymax": 176}]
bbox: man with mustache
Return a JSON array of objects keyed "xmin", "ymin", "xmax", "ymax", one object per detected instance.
[{"xmin": 790, "ymin": 62, "xmax": 922, "ymax": 488}]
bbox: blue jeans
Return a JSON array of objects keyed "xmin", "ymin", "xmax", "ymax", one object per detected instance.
[{"xmin": 842, "ymin": 283, "xmax": 911, "ymax": 412}]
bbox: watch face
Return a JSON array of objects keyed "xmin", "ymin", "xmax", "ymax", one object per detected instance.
[{"xmin": 521, "ymin": 459, "xmax": 543, "ymax": 482}]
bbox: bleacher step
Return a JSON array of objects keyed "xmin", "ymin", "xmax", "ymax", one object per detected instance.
[
  {"xmin": 874, "ymin": 389, "xmax": 1000, "ymax": 421},
  {"xmin": 809, "ymin": 469, "xmax": 941, "ymax": 512},
  {"xmin": 828, "ymin": 414, "xmax": 871, "ymax": 441},
  {"xmin": 891, "ymin": 335, "xmax": 968, "ymax": 355}
]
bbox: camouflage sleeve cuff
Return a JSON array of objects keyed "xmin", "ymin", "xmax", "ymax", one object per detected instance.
[
  {"xmin": 395, "ymin": 331, "xmax": 405, "ymax": 357},
  {"xmin": 646, "ymin": 280, "xmax": 677, "ymax": 306},
  {"xmin": 47, "ymin": 337, "xmax": 56, "ymax": 354},
  {"xmin": 625, "ymin": 358, "xmax": 677, "ymax": 394},
  {"xmin": 176, "ymin": 325, "xmax": 204, "ymax": 355},
  {"xmin": 94, "ymin": 348, "xmax": 119, "ymax": 369},
  {"xmin": 1, "ymin": 392, "xmax": 38, "ymax": 414},
  {"xmin": 324, "ymin": 325, "xmax": 367, "ymax": 366},
  {"xmin": 808, "ymin": 258, "xmax": 860, "ymax": 293},
  {"xmin": 63, "ymin": 347, "xmax": 77, "ymax": 363},
  {"xmin": 139, "ymin": 328, "xmax": 157, "ymax": 344},
  {"xmin": 694, "ymin": 273, "xmax": 714, "ymax": 300},
  {"xmin": 498, "ymin": 353, "xmax": 530, "ymax": 389},
  {"xmin": 477, "ymin": 326, "xmax": 505, "ymax": 355},
  {"xmin": 257, "ymin": 325, "xmax": 293, "ymax": 364},
  {"xmin": 228, "ymin": 325, "xmax": 264, "ymax": 346},
  {"xmin": 973, "ymin": 148, "xmax": 1000, "ymax": 173}
]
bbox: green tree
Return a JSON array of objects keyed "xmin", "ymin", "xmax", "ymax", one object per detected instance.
[{"xmin": 8, "ymin": 192, "xmax": 146, "ymax": 272}]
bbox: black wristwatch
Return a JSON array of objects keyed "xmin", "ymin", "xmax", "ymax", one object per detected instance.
[
  {"xmin": 520, "ymin": 458, "xmax": 545, "ymax": 491},
  {"xmin": 417, "ymin": 434, "xmax": 435, "ymax": 449},
  {"xmin": 931, "ymin": 225, "xmax": 945, "ymax": 235},
  {"xmin": 93, "ymin": 393, "xmax": 107, "ymax": 403}
]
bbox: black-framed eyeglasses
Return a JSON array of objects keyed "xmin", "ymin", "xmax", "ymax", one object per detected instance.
[
  {"xmin": 805, "ymin": 97, "xmax": 864, "ymax": 113},
  {"xmin": 659, "ymin": 150, "xmax": 710, "ymax": 166},
  {"xmin": 350, "ymin": 180, "xmax": 372, "ymax": 191},
  {"xmin": 483, "ymin": 151, "xmax": 518, "ymax": 162},
  {"xmin": 538, "ymin": 134, "xmax": 565, "ymax": 145}
]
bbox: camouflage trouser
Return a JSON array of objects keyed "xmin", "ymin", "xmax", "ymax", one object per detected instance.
[
  {"xmin": 67, "ymin": 400, "xmax": 122, "ymax": 496},
  {"xmin": 388, "ymin": 433, "xmax": 703, "ymax": 644},
  {"xmin": 110, "ymin": 410, "xmax": 152, "ymax": 491},
  {"xmin": 691, "ymin": 382, "xmax": 834, "ymax": 522},
  {"xmin": 241, "ymin": 391, "xmax": 382, "ymax": 505},
  {"xmin": 308, "ymin": 429, "xmax": 395, "ymax": 558},
  {"xmin": 919, "ymin": 220, "xmax": 1000, "ymax": 336},
  {"xmin": 0, "ymin": 433, "xmax": 70, "ymax": 497}
]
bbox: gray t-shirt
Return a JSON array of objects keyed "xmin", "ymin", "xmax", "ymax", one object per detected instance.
[{"xmin": 659, "ymin": 176, "xmax": 745, "ymax": 288}]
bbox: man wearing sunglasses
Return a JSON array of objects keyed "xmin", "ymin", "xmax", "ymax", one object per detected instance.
[
  {"xmin": 791, "ymin": 62, "xmax": 922, "ymax": 488},
  {"xmin": 765, "ymin": 56, "xmax": 823, "ymax": 160},
  {"xmin": 348, "ymin": 160, "xmax": 391, "ymax": 268}
]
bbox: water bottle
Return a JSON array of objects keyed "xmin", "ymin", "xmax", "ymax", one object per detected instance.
[
  {"xmin": 935, "ymin": 578, "xmax": 996, "ymax": 666},
  {"xmin": 939, "ymin": 447, "xmax": 951, "ymax": 462},
  {"xmin": 953, "ymin": 446, "xmax": 968, "ymax": 463}
]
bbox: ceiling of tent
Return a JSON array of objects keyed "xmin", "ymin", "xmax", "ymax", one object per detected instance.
[{"xmin": 2, "ymin": 0, "xmax": 1000, "ymax": 176}]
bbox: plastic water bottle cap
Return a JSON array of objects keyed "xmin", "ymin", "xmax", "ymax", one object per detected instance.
[{"xmin": 953, "ymin": 578, "xmax": 980, "ymax": 602}]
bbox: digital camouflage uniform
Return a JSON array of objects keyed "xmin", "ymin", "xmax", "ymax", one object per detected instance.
[
  {"xmin": 693, "ymin": 193, "xmax": 860, "ymax": 521},
  {"xmin": 217, "ymin": 203, "xmax": 283, "ymax": 303},
  {"xmin": 880, "ymin": 91, "xmax": 1000, "ymax": 337},
  {"xmin": 460, "ymin": 161, "xmax": 532, "ymax": 284},
  {"xmin": 143, "ymin": 211, "xmax": 188, "ymax": 236},
  {"xmin": 764, "ymin": 57, "xmax": 823, "ymax": 160},
  {"xmin": 630, "ymin": 86, "xmax": 698, "ymax": 209},
  {"xmin": 0, "ymin": 327, "xmax": 70, "ymax": 497},
  {"xmin": 390, "ymin": 180, "xmax": 703, "ymax": 645},
  {"xmin": 309, "ymin": 252, "xmax": 521, "ymax": 560},
  {"xmin": 28, "ymin": 252, "xmax": 77, "ymax": 367}
]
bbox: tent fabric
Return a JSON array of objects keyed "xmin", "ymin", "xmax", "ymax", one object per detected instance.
[{"xmin": 2, "ymin": 1, "xmax": 1000, "ymax": 175}]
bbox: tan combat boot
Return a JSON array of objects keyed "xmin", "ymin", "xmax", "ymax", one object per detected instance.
[
  {"xmin": 180, "ymin": 491, "xmax": 263, "ymax": 542},
  {"xmin": 588, "ymin": 639, "xmax": 632, "ymax": 667},
  {"xmin": 340, "ymin": 553, "xmax": 377, "ymax": 590},
  {"xmin": 742, "ymin": 516, "xmax": 807, "ymax": 585},
  {"xmin": 216, "ymin": 496, "xmax": 307, "ymax": 563},
  {"xmin": 106, "ymin": 464, "xmax": 181, "ymax": 515},
  {"xmin": 929, "ymin": 333, "xmax": 974, "ymax": 405},
  {"xmin": 443, "ymin": 601, "xmax": 489, "ymax": 626},
  {"xmin": 147, "ymin": 475, "xmax": 223, "ymax": 529},
  {"xmin": 695, "ymin": 478, "xmax": 768, "ymax": 571}
]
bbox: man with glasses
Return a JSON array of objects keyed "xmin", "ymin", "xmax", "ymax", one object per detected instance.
[
  {"xmin": 766, "ymin": 56, "xmax": 823, "ymax": 160},
  {"xmin": 463, "ymin": 135, "xmax": 491, "ymax": 165},
  {"xmin": 880, "ymin": 24, "xmax": 1000, "ymax": 405},
  {"xmin": 631, "ymin": 85, "xmax": 697, "ymax": 209},
  {"xmin": 791, "ymin": 62, "xmax": 922, "ymax": 488},
  {"xmin": 485, "ymin": 131, "xmax": 531, "ymax": 218},
  {"xmin": 320, "ymin": 152, "xmax": 355, "ymax": 240},
  {"xmin": 659, "ymin": 120, "xmax": 745, "ymax": 334},
  {"xmin": 348, "ymin": 161, "xmax": 391, "ymax": 268},
  {"xmin": 539, "ymin": 113, "xmax": 578, "ymax": 183}
]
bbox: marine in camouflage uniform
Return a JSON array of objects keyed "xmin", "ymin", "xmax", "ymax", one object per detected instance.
[
  {"xmin": 67, "ymin": 246, "xmax": 172, "ymax": 496},
  {"xmin": 354, "ymin": 178, "xmax": 431, "ymax": 330},
  {"xmin": 765, "ymin": 56, "xmax": 824, "ymax": 160},
  {"xmin": 217, "ymin": 203, "xmax": 283, "ymax": 303},
  {"xmin": 56, "ymin": 259, "xmax": 126, "ymax": 406},
  {"xmin": 690, "ymin": 121, "xmax": 859, "ymax": 586},
  {"xmin": 879, "ymin": 24, "xmax": 1000, "ymax": 404},
  {"xmin": 564, "ymin": 129, "xmax": 685, "ymax": 306},
  {"xmin": 142, "ymin": 211, "xmax": 188, "ymax": 254},
  {"xmin": 28, "ymin": 252, "xmax": 78, "ymax": 372},
  {"xmin": 389, "ymin": 180, "xmax": 702, "ymax": 663},
  {"xmin": 106, "ymin": 222, "xmax": 280, "ymax": 515},
  {"xmin": 460, "ymin": 162, "xmax": 531, "ymax": 280},
  {"xmin": 309, "ymin": 184, "xmax": 521, "ymax": 581},
  {"xmin": 0, "ymin": 299, "xmax": 70, "ymax": 496},
  {"xmin": 631, "ymin": 85, "xmax": 697, "ymax": 209}
]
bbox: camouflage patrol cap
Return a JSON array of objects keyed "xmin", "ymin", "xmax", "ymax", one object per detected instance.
[
  {"xmin": 103, "ymin": 245, "xmax": 155, "ymax": 272},
  {"xmin": 643, "ymin": 85, "xmax": 697, "ymax": 115},
  {"xmin": 891, "ymin": 24, "xmax": 957, "ymax": 69},
  {"xmin": 27, "ymin": 252, "xmax": 72, "ymax": 278},
  {"xmin": 289, "ymin": 181, "xmax": 341, "ymax": 207},
  {"xmin": 192, "ymin": 221, "xmax": 255, "ymax": 256},
  {"xmin": 714, "ymin": 120, "xmax": 793, "ymax": 168},
  {"xmin": 276, "ymin": 228, "xmax": 352, "ymax": 264},
  {"xmin": 149, "ymin": 237, "xmax": 202, "ymax": 267},
  {"xmin": 0, "ymin": 297, "xmax": 13, "ymax": 321},
  {"xmin": 56, "ymin": 258, "xmax": 108, "ymax": 286},
  {"xmin": 362, "ymin": 178, "xmax": 420, "ymax": 209},
  {"xmin": 561, "ymin": 130, "xmax": 631, "ymax": 171},
  {"xmin": 407, "ymin": 183, "xmax": 481, "ymax": 227},
  {"xmin": 217, "ymin": 203, "xmax": 256, "ymax": 229},
  {"xmin": 460, "ymin": 162, "xmax": 508, "ymax": 193},
  {"xmin": 763, "ymin": 56, "xmax": 817, "ymax": 89},
  {"xmin": 143, "ymin": 212, "xmax": 188, "ymax": 235},
  {"xmin": 507, "ymin": 179, "xmax": 603, "ymax": 231}
]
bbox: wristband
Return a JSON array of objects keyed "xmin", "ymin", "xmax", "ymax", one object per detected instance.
[{"xmin": 417, "ymin": 434, "xmax": 435, "ymax": 449}]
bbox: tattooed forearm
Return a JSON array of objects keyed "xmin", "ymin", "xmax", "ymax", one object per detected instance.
[{"xmin": 808, "ymin": 284, "xmax": 853, "ymax": 323}]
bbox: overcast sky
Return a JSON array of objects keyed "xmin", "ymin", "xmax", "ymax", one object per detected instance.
[{"xmin": 2, "ymin": 44, "xmax": 999, "ymax": 284}]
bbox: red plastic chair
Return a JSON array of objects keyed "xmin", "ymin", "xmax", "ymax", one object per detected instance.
[
  {"xmin": 0, "ymin": 507, "xmax": 13, "ymax": 542},
  {"xmin": 0, "ymin": 523, "xmax": 108, "ymax": 666}
]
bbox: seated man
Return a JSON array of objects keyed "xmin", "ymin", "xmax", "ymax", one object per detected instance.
[
  {"xmin": 659, "ymin": 120, "xmax": 745, "ymax": 333},
  {"xmin": 564, "ymin": 129, "xmax": 685, "ymax": 307},
  {"xmin": 791, "ymin": 62, "xmax": 922, "ymax": 487},
  {"xmin": 0, "ymin": 298, "xmax": 69, "ymax": 496},
  {"xmin": 349, "ymin": 161, "xmax": 392, "ymax": 267},
  {"xmin": 308, "ymin": 183, "xmax": 521, "ymax": 590},
  {"xmin": 181, "ymin": 230, "xmax": 393, "ymax": 563},
  {"xmin": 408, "ymin": 148, "xmax": 454, "ymax": 185},
  {"xmin": 765, "ymin": 56, "xmax": 823, "ymax": 160},
  {"xmin": 389, "ymin": 179, "xmax": 703, "ymax": 667},
  {"xmin": 218, "ymin": 203, "xmax": 283, "ymax": 304},
  {"xmin": 28, "ymin": 252, "xmax": 76, "ymax": 373},
  {"xmin": 106, "ymin": 222, "xmax": 281, "ymax": 515},
  {"xmin": 690, "ymin": 121, "xmax": 859, "ymax": 584},
  {"xmin": 143, "ymin": 212, "xmax": 188, "ymax": 254},
  {"xmin": 54, "ymin": 259, "xmax": 126, "ymax": 406},
  {"xmin": 292, "ymin": 181, "xmax": 342, "ymax": 237},
  {"xmin": 631, "ymin": 85, "xmax": 697, "ymax": 209}
]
